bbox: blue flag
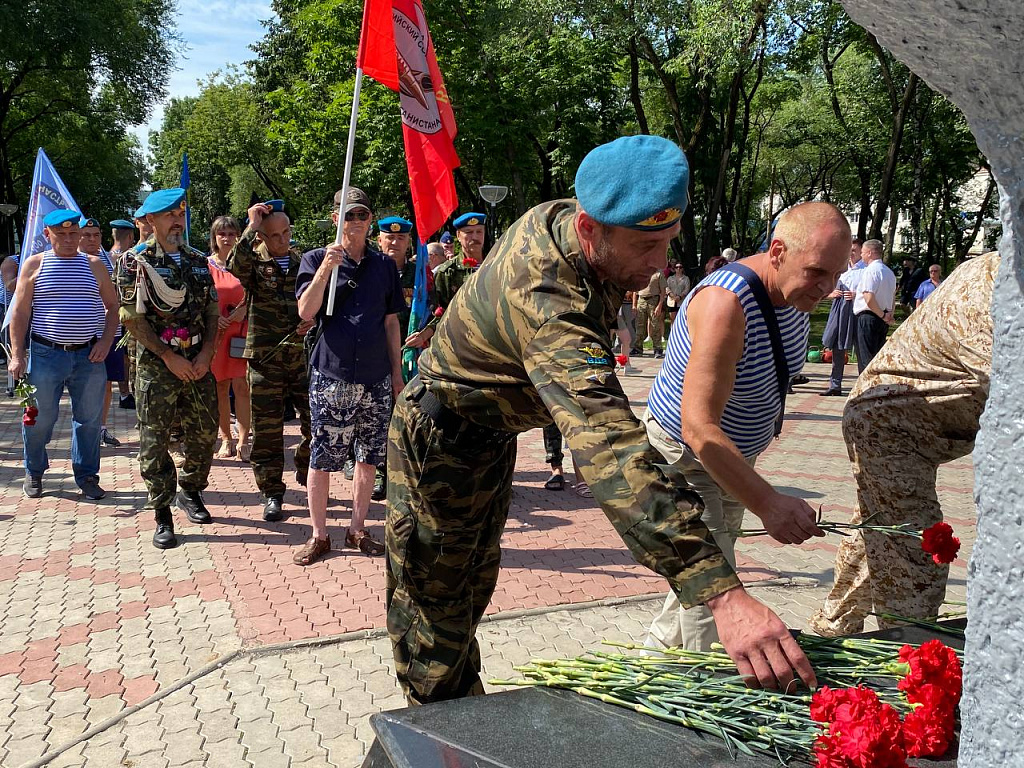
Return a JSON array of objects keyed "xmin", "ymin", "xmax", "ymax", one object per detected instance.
[
  {"xmin": 401, "ymin": 239, "xmax": 430, "ymax": 382},
  {"xmin": 3, "ymin": 149, "xmax": 80, "ymax": 331},
  {"xmin": 180, "ymin": 152, "xmax": 192, "ymax": 247}
]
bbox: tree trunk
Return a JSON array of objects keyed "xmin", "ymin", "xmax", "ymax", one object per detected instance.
[
  {"xmin": 884, "ymin": 203, "xmax": 900, "ymax": 259},
  {"xmin": 627, "ymin": 38, "xmax": 649, "ymax": 135},
  {"xmin": 957, "ymin": 173, "xmax": 996, "ymax": 261},
  {"xmin": 869, "ymin": 73, "xmax": 919, "ymax": 239}
]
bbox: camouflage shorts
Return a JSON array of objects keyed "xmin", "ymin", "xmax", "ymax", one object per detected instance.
[{"xmin": 308, "ymin": 369, "xmax": 392, "ymax": 471}]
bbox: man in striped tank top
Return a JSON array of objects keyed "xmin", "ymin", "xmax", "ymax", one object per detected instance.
[
  {"xmin": 7, "ymin": 209, "xmax": 119, "ymax": 500},
  {"xmin": 644, "ymin": 202, "xmax": 851, "ymax": 652}
]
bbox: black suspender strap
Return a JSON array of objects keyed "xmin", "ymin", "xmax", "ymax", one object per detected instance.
[{"xmin": 719, "ymin": 262, "xmax": 790, "ymax": 439}]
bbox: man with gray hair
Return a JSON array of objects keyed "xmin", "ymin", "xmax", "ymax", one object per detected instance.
[
  {"xmin": 722, "ymin": 247, "xmax": 738, "ymax": 263},
  {"xmin": 852, "ymin": 239, "xmax": 896, "ymax": 373}
]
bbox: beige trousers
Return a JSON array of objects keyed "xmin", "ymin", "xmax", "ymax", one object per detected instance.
[{"xmin": 641, "ymin": 409, "xmax": 756, "ymax": 651}]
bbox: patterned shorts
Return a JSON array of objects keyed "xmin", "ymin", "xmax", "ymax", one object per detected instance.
[{"xmin": 308, "ymin": 369, "xmax": 392, "ymax": 472}]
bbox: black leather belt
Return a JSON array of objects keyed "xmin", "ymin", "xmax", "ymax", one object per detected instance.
[
  {"xmin": 31, "ymin": 334, "xmax": 96, "ymax": 352},
  {"xmin": 410, "ymin": 379, "xmax": 517, "ymax": 449}
]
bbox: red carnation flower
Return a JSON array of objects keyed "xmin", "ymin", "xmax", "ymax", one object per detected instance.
[
  {"xmin": 614, "ymin": 354, "xmax": 629, "ymax": 368},
  {"xmin": 25, "ymin": 406, "xmax": 39, "ymax": 418},
  {"xmin": 897, "ymin": 640, "xmax": 963, "ymax": 704},
  {"xmin": 433, "ymin": 306, "xmax": 444, "ymax": 318},
  {"xmin": 461, "ymin": 257, "xmax": 479, "ymax": 268},
  {"xmin": 902, "ymin": 702, "xmax": 955, "ymax": 757},
  {"xmin": 921, "ymin": 521, "xmax": 960, "ymax": 564},
  {"xmin": 22, "ymin": 414, "xmax": 36, "ymax": 427},
  {"xmin": 812, "ymin": 687, "xmax": 908, "ymax": 768}
]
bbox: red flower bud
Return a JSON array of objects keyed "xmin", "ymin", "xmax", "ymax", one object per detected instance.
[
  {"xmin": 25, "ymin": 406, "xmax": 39, "ymax": 418},
  {"xmin": 433, "ymin": 306, "xmax": 444, "ymax": 318},
  {"xmin": 22, "ymin": 415, "xmax": 35, "ymax": 426}
]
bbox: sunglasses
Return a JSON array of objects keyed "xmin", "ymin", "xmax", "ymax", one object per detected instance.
[{"xmin": 345, "ymin": 210, "xmax": 371, "ymax": 222}]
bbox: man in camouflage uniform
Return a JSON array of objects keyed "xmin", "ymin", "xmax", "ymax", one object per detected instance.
[
  {"xmin": 228, "ymin": 201, "xmax": 313, "ymax": 522},
  {"xmin": 810, "ymin": 251, "xmax": 998, "ymax": 636},
  {"xmin": 115, "ymin": 188, "xmax": 219, "ymax": 549},
  {"xmin": 403, "ymin": 212, "xmax": 486, "ymax": 351},
  {"xmin": 386, "ymin": 136, "xmax": 817, "ymax": 706}
]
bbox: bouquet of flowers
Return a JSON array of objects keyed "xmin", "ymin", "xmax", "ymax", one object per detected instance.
[
  {"xmin": 16, "ymin": 379, "xmax": 38, "ymax": 426},
  {"xmin": 493, "ymin": 635, "xmax": 964, "ymax": 766}
]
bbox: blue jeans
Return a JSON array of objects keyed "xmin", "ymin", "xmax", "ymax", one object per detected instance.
[{"xmin": 23, "ymin": 340, "xmax": 107, "ymax": 486}]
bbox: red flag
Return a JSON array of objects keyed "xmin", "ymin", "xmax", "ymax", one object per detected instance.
[{"xmin": 358, "ymin": 0, "xmax": 459, "ymax": 239}]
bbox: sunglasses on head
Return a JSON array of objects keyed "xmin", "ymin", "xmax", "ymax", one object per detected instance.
[{"xmin": 345, "ymin": 209, "xmax": 370, "ymax": 222}]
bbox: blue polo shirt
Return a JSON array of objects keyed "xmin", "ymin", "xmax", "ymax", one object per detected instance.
[{"xmin": 296, "ymin": 245, "xmax": 404, "ymax": 385}]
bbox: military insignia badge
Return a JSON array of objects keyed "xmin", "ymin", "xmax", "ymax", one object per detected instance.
[
  {"xmin": 636, "ymin": 207, "xmax": 682, "ymax": 229},
  {"xmin": 468, "ymin": 217, "xmax": 479, "ymax": 226},
  {"xmin": 389, "ymin": 223, "xmax": 402, "ymax": 232},
  {"xmin": 579, "ymin": 344, "xmax": 611, "ymax": 366}
]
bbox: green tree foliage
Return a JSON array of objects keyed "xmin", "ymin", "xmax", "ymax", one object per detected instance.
[
  {"xmin": 146, "ymin": 0, "xmax": 988, "ymax": 264},
  {"xmin": 0, "ymin": 0, "xmax": 176, "ymax": 251}
]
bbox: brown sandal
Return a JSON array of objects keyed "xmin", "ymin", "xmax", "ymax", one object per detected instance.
[
  {"xmin": 345, "ymin": 528, "xmax": 385, "ymax": 557},
  {"xmin": 293, "ymin": 535, "xmax": 330, "ymax": 566}
]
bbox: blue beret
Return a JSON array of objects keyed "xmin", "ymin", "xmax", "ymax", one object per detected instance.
[
  {"xmin": 79, "ymin": 217, "xmax": 101, "ymax": 229},
  {"xmin": 136, "ymin": 187, "xmax": 187, "ymax": 216},
  {"xmin": 439, "ymin": 231, "xmax": 453, "ymax": 244},
  {"xmin": 43, "ymin": 209, "xmax": 81, "ymax": 229},
  {"xmin": 264, "ymin": 199, "xmax": 285, "ymax": 212},
  {"xmin": 575, "ymin": 135, "xmax": 690, "ymax": 231},
  {"xmin": 378, "ymin": 216, "xmax": 413, "ymax": 234},
  {"xmin": 453, "ymin": 212, "xmax": 486, "ymax": 229},
  {"xmin": 109, "ymin": 219, "xmax": 135, "ymax": 230}
]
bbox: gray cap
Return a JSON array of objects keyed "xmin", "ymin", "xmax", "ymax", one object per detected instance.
[{"xmin": 334, "ymin": 186, "xmax": 371, "ymax": 213}]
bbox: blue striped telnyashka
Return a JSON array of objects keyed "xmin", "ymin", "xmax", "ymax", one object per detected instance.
[
  {"xmin": 648, "ymin": 267, "xmax": 809, "ymax": 459},
  {"xmin": 31, "ymin": 250, "xmax": 105, "ymax": 344}
]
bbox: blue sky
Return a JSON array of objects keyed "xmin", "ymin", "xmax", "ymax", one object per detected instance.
[{"xmin": 131, "ymin": 0, "xmax": 275, "ymax": 164}]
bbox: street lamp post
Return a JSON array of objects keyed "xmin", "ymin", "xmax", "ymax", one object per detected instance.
[{"xmin": 478, "ymin": 184, "xmax": 508, "ymax": 244}]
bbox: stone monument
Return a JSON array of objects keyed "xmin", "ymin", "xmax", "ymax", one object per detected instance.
[{"xmin": 838, "ymin": 3, "xmax": 1023, "ymax": 766}]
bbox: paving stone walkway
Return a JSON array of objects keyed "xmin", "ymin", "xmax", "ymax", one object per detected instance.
[{"xmin": 0, "ymin": 360, "xmax": 975, "ymax": 767}]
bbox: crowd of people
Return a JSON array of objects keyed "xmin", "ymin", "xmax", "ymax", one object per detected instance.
[{"xmin": 3, "ymin": 134, "xmax": 985, "ymax": 707}]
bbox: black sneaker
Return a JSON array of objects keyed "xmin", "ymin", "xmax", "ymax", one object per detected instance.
[
  {"xmin": 79, "ymin": 476, "xmax": 106, "ymax": 501},
  {"xmin": 100, "ymin": 428, "xmax": 121, "ymax": 447},
  {"xmin": 175, "ymin": 490, "xmax": 213, "ymax": 524},
  {"xmin": 119, "ymin": 394, "xmax": 136, "ymax": 410},
  {"xmin": 23, "ymin": 474, "xmax": 42, "ymax": 499},
  {"xmin": 654, "ymin": 350, "xmax": 664, "ymax": 359},
  {"xmin": 263, "ymin": 496, "xmax": 284, "ymax": 522}
]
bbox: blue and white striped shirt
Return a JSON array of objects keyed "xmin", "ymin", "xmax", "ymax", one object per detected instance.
[
  {"xmin": 648, "ymin": 267, "xmax": 809, "ymax": 459},
  {"xmin": 31, "ymin": 250, "xmax": 105, "ymax": 344}
]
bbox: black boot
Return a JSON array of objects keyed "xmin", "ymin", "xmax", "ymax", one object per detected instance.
[
  {"xmin": 263, "ymin": 496, "xmax": 284, "ymax": 522},
  {"xmin": 371, "ymin": 468, "xmax": 386, "ymax": 501},
  {"xmin": 176, "ymin": 490, "xmax": 212, "ymax": 524},
  {"xmin": 153, "ymin": 508, "xmax": 178, "ymax": 549}
]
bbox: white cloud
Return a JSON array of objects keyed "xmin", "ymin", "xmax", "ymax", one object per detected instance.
[{"xmin": 130, "ymin": 0, "xmax": 275, "ymax": 161}]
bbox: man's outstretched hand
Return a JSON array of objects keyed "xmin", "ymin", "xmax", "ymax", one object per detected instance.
[{"xmin": 707, "ymin": 586, "xmax": 817, "ymax": 692}]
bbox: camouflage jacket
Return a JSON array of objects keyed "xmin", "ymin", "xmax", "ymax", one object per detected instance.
[
  {"xmin": 115, "ymin": 239, "xmax": 218, "ymax": 362},
  {"xmin": 426, "ymin": 255, "xmax": 479, "ymax": 329},
  {"xmin": 226, "ymin": 229, "xmax": 304, "ymax": 359},
  {"xmin": 418, "ymin": 199, "xmax": 739, "ymax": 608},
  {"xmin": 396, "ymin": 257, "xmax": 416, "ymax": 334},
  {"xmin": 849, "ymin": 250, "xmax": 998, "ymax": 431}
]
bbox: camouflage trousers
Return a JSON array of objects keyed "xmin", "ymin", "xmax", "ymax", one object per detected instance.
[
  {"xmin": 136, "ymin": 352, "xmax": 218, "ymax": 510},
  {"xmin": 810, "ymin": 396, "xmax": 976, "ymax": 636},
  {"xmin": 633, "ymin": 296, "xmax": 664, "ymax": 352},
  {"xmin": 385, "ymin": 385, "xmax": 517, "ymax": 705},
  {"xmin": 247, "ymin": 350, "xmax": 310, "ymax": 498}
]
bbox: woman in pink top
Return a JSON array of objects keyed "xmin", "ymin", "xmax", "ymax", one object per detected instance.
[{"xmin": 208, "ymin": 216, "xmax": 252, "ymax": 460}]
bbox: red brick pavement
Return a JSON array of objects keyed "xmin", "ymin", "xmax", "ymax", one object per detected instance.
[{"xmin": 0, "ymin": 360, "xmax": 975, "ymax": 758}]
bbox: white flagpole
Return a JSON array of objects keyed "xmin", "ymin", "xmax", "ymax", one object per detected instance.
[{"xmin": 326, "ymin": 68, "xmax": 365, "ymax": 316}]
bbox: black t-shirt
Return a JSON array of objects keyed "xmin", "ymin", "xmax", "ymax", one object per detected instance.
[{"xmin": 295, "ymin": 246, "xmax": 404, "ymax": 385}]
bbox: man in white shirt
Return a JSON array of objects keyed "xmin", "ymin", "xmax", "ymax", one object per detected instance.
[{"xmin": 852, "ymin": 239, "xmax": 896, "ymax": 373}]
